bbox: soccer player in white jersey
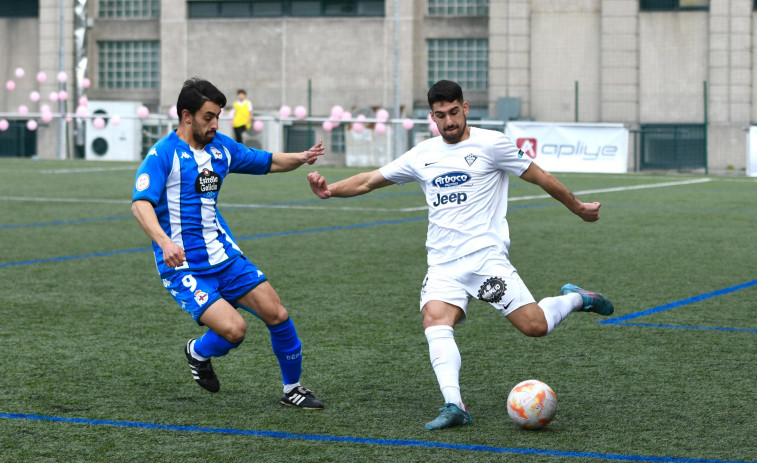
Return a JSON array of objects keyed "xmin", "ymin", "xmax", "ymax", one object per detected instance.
[
  {"xmin": 307, "ymin": 80, "xmax": 614, "ymax": 429},
  {"xmin": 132, "ymin": 78, "xmax": 324, "ymax": 409}
]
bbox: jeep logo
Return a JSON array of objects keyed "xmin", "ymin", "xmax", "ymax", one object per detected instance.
[
  {"xmin": 432, "ymin": 192, "xmax": 468, "ymax": 207},
  {"xmin": 432, "ymin": 171, "xmax": 470, "ymax": 188}
]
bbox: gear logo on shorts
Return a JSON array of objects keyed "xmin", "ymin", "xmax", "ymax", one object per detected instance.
[{"xmin": 477, "ymin": 277, "xmax": 507, "ymax": 303}]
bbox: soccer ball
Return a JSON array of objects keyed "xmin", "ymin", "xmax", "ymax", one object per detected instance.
[{"xmin": 506, "ymin": 379, "xmax": 557, "ymax": 430}]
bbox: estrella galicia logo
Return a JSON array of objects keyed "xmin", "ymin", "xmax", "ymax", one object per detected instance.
[
  {"xmin": 195, "ymin": 168, "xmax": 221, "ymax": 197},
  {"xmin": 432, "ymin": 171, "xmax": 470, "ymax": 188},
  {"xmin": 477, "ymin": 277, "xmax": 507, "ymax": 303}
]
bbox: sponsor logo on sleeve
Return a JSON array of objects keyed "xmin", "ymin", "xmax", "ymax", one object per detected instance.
[{"xmin": 136, "ymin": 173, "xmax": 150, "ymax": 191}]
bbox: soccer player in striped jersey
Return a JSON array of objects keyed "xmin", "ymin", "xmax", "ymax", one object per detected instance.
[
  {"xmin": 132, "ymin": 77, "xmax": 323, "ymax": 409},
  {"xmin": 307, "ymin": 80, "xmax": 614, "ymax": 428}
]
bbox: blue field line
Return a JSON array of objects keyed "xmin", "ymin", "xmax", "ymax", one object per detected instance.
[
  {"xmin": 599, "ymin": 279, "xmax": 757, "ymax": 332},
  {"xmin": 0, "ymin": 413, "xmax": 752, "ymax": 463},
  {"xmin": 1, "ymin": 204, "xmax": 555, "ymax": 267},
  {"xmin": 0, "ymin": 215, "xmax": 132, "ymax": 230},
  {"xmin": 0, "ymin": 217, "xmax": 428, "ymax": 268}
]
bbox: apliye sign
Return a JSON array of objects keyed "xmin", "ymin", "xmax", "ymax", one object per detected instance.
[{"xmin": 505, "ymin": 122, "xmax": 629, "ymax": 173}]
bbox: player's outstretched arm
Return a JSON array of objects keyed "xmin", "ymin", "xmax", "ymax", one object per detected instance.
[
  {"xmin": 519, "ymin": 162, "xmax": 601, "ymax": 222},
  {"xmin": 307, "ymin": 169, "xmax": 394, "ymax": 199},
  {"xmin": 270, "ymin": 140, "xmax": 325, "ymax": 172}
]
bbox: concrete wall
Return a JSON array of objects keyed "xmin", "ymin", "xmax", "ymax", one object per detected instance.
[{"xmin": 4, "ymin": 0, "xmax": 757, "ymax": 170}]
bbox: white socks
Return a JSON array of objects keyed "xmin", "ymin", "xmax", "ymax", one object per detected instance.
[
  {"xmin": 425, "ymin": 325, "xmax": 464, "ymax": 409},
  {"xmin": 538, "ymin": 293, "xmax": 583, "ymax": 333}
]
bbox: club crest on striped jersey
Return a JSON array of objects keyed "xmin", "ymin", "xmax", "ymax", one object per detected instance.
[
  {"xmin": 210, "ymin": 147, "xmax": 223, "ymax": 160},
  {"xmin": 195, "ymin": 168, "xmax": 221, "ymax": 196}
]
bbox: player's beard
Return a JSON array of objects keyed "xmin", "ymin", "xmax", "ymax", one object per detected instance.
[
  {"xmin": 440, "ymin": 118, "xmax": 468, "ymax": 144},
  {"xmin": 192, "ymin": 120, "xmax": 216, "ymax": 146}
]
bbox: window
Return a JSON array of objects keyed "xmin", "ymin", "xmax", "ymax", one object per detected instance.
[
  {"xmin": 187, "ymin": 1, "xmax": 385, "ymax": 18},
  {"xmin": 98, "ymin": 0, "xmax": 160, "ymax": 18},
  {"xmin": 639, "ymin": 124, "xmax": 706, "ymax": 170},
  {"xmin": 428, "ymin": 0, "xmax": 488, "ymax": 16},
  {"xmin": 0, "ymin": 120, "xmax": 37, "ymax": 157},
  {"xmin": 97, "ymin": 41, "xmax": 160, "ymax": 90},
  {"xmin": 0, "ymin": 0, "xmax": 38, "ymax": 17},
  {"xmin": 427, "ymin": 39, "xmax": 488, "ymax": 91},
  {"xmin": 639, "ymin": 0, "xmax": 708, "ymax": 11}
]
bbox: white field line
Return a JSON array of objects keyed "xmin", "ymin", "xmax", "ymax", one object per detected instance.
[{"xmin": 0, "ymin": 178, "xmax": 713, "ymax": 212}]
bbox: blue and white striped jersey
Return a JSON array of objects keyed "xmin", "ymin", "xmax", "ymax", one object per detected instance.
[{"xmin": 132, "ymin": 130, "xmax": 272, "ymax": 277}]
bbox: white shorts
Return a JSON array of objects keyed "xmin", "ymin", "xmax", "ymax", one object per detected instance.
[{"xmin": 419, "ymin": 246, "xmax": 535, "ymax": 322}]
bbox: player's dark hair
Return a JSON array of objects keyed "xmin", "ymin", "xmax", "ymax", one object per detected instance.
[
  {"xmin": 176, "ymin": 77, "xmax": 227, "ymax": 123},
  {"xmin": 237, "ymin": 89, "xmax": 246, "ymax": 96},
  {"xmin": 427, "ymin": 80, "xmax": 464, "ymax": 108}
]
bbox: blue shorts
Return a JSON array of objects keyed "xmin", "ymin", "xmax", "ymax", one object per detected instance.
[{"xmin": 162, "ymin": 255, "xmax": 267, "ymax": 323}]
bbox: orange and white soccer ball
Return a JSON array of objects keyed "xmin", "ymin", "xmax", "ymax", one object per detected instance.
[{"xmin": 506, "ymin": 379, "xmax": 557, "ymax": 430}]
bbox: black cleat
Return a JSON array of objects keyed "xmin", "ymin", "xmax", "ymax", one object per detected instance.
[
  {"xmin": 280, "ymin": 386, "xmax": 324, "ymax": 409},
  {"xmin": 184, "ymin": 339, "xmax": 220, "ymax": 393}
]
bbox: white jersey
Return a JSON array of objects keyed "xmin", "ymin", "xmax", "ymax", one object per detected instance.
[{"xmin": 380, "ymin": 127, "xmax": 532, "ymax": 265}]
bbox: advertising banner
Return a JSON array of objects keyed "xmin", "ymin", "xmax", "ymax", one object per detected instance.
[
  {"xmin": 505, "ymin": 122, "xmax": 629, "ymax": 173},
  {"xmin": 748, "ymin": 126, "xmax": 757, "ymax": 177}
]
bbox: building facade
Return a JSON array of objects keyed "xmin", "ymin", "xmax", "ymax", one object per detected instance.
[{"xmin": 0, "ymin": 0, "xmax": 754, "ymax": 172}]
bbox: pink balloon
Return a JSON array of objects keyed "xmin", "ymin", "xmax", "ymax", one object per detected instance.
[
  {"xmin": 78, "ymin": 96, "xmax": 88, "ymax": 107},
  {"xmin": 82, "ymin": 77, "xmax": 91, "ymax": 88},
  {"xmin": 253, "ymin": 120, "xmax": 264, "ymax": 132},
  {"xmin": 18, "ymin": 105, "xmax": 28, "ymax": 115},
  {"xmin": 402, "ymin": 118, "xmax": 414, "ymax": 130},
  {"xmin": 0, "ymin": 119, "xmax": 8, "ymax": 131},
  {"xmin": 357, "ymin": 114, "xmax": 366, "ymax": 121},
  {"xmin": 26, "ymin": 120, "xmax": 38, "ymax": 131},
  {"xmin": 75, "ymin": 105, "xmax": 89, "ymax": 120},
  {"xmin": 40, "ymin": 104, "xmax": 51, "ymax": 114},
  {"xmin": 30, "ymin": 91, "xmax": 40, "ymax": 102},
  {"xmin": 49, "ymin": 91, "xmax": 59, "ymax": 102},
  {"xmin": 352, "ymin": 122, "xmax": 365, "ymax": 134},
  {"xmin": 93, "ymin": 117, "xmax": 105, "ymax": 129},
  {"xmin": 15, "ymin": 68, "xmax": 25, "ymax": 78},
  {"xmin": 169, "ymin": 105, "xmax": 178, "ymax": 118},
  {"xmin": 41, "ymin": 112, "xmax": 53, "ymax": 123},
  {"xmin": 65, "ymin": 116, "xmax": 73, "ymax": 122},
  {"xmin": 330, "ymin": 105, "xmax": 344, "ymax": 119},
  {"xmin": 341, "ymin": 111, "xmax": 352, "ymax": 121},
  {"xmin": 36, "ymin": 72, "xmax": 47, "ymax": 83},
  {"xmin": 322, "ymin": 120, "xmax": 334, "ymax": 132},
  {"xmin": 6, "ymin": 80, "xmax": 15, "ymax": 91},
  {"xmin": 111, "ymin": 114, "xmax": 121, "ymax": 126},
  {"xmin": 57, "ymin": 71, "xmax": 67, "ymax": 83},
  {"xmin": 57, "ymin": 90, "xmax": 68, "ymax": 101},
  {"xmin": 294, "ymin": 105, "xmax": 307, "ymax": 120},
  {"xmin": 137, "ymin": 105, "xmax": 149, "ymax": 119},
  {"xmin": 374, "ymin": 122, "xmax": 387, "ymax": 135},
  {"xmin": 376, "ymin": 109, "xmax": 389, "ymax": 122},
  {"xmin": 430, "ymin": 123, "xmax": 440, "ymax": 136},
  {"xmin": 279, "ymin": 105, "xmax": 292, "ymax": 118}
]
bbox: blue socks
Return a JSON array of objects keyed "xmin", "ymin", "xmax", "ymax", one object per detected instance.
[
  {"xmin": 267, "ymin": 318, "xmax": 302, "ymax": 386},
  {"xmin": 193, "ymin": 329, "xmax": 241, "ymax": 358},
  {"xmin": 191, "ymin": 318, "xmax": 303, "ymax": 387}
]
